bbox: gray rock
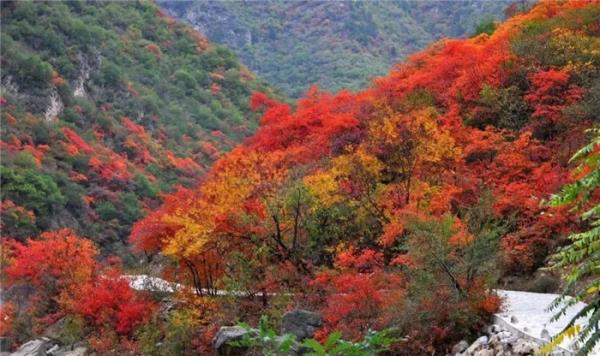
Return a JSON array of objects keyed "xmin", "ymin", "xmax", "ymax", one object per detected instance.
[
  {"xmin": 452, "ymin": 340, "xmax": 470, "ymax": 354},
  {"xmin": 281, "ymin": 310, "xmax": 322, "ymax": 341},
  {"xmin": 10, "ymin": 339, "xmax": 49, "ymax": 356},
  {"xmin": 510, "ymin": 316, "xmax": 519, "ymax": 324},
  {"xmin": 473, "ymin": 349, "xmax": 494, "ymax": 356},
  {"xmin": 465, "ymin": 336, "xmax": 488, "ymax": 355},
  {"xmin": 213, "ymin": 326, "xmax": 252, "ymax": 356},
  {"xmin": 46, "ymin": 345, "xmax": 60, "ymax": 355},
  {"xmin": 491, "ymin": 331, "xmax": 517, "ymax": 348},
  {"xmin": 541, "ymin": 329, "xmax": 550, "ymax": 340},
  {"xmin": 63, "ymin": 347, "xmax": 87, "ymax": 356},
  {"xmin": 512, "ymin": 339, "xmax": 540, "ymax": 355},
  {"xmin": 487, "ymin": 324, "xmax": 502, "ymax": 335}
]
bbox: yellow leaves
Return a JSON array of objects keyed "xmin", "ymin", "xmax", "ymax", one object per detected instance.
[
  {"xmin": 409, "ymin": 108, "xmax": 461, "ymax": 165},
  {"xmin": 540, "ymin": 324, "xmax": 581, "ymax": 355},
  {"xmin": 161, "ymin": 203, "xmax": 212, "ymax": 259},
  {"xmin": 160, "ymin": 149, "xmax": 288, "ymax": 259},
  {"xmin": 331, "ymin": 147, "xmax": 384, "ymax": 181},
  {"xmin": 304, "ymin": 170, "xmax": 342, "ymax": 208}
]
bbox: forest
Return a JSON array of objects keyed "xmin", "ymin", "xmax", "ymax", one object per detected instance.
[{"xmin": 1, "ymin": 0, "xmax": 599, "ymax": 355}]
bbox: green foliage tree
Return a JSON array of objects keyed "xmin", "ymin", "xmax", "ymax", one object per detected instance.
[{"xmin": 543, "ymin": 128, "xmax": 600, "ymax": 356}]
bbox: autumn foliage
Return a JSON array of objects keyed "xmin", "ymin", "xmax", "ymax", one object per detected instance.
[
  {"xmin": 2, "ymin": 0, "xmax": 599, "ymax": 354},
  {"xmin": 1, "ymin": 229, "xmax": 155, "ymax": 350},
  {"xmin": 129, "ymin": 1, "xmax": 599, "ymax": 352}
]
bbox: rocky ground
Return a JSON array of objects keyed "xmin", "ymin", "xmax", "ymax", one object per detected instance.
[{"xmin": 450, "ymin": 324, "xmax": 569, "ymax": 356}]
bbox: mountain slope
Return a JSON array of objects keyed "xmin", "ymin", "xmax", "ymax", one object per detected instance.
[
  {"xmin": 133, "ymin": 0, "xmax": 599, "ymax": 352},
  {"xmin": 0, "ymin": 0, "xmax": 278, "ymax": 257},
  {"xmin": 160, "ymin": 0, "xmax": 512, "ymax": 97}
]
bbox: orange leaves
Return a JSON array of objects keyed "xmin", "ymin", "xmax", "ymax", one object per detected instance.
[
  {"xmin": 379, "ymin": 221, "xmax": 404, "ymax": 247},
  {"xmin": 51, "ymin": 71, "xmax": 65, "ymax": 87},
  {"xmin": 89, "ymin": 156, "xmax": 102, "ymax": 169},
  {"xmin": 3, "ymin": 229, "xmax": 98, "ymax": 319},
  {"xmin": 61, "ymin": 128, "xmax": 93, "ymax": 155},
  {"xmin": 448, "ymin": 218, "xmax": 474, "ymax": 247},
  {"xmin": 166, "ymin": 151, "xmax": 201, "ymax": 174},
  {"xmin": 121, "ymin": 117, "xmax": 147, "ymax": 138},
  {"xmin": 335, "ymin": 248, "xmax": 384, "ymax": 272}
]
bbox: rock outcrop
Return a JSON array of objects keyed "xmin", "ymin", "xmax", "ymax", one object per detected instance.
[
  {"xmin": 213, "ymin": 310, "xmax": 322, "ymax": 356},
  {"xmin": 213, "ymin": 326, "xmax": 253, "ymax": 356},
  {"xmin": 10, "ymin": 339, "xmax": 49, "ymax": 356},
  {"xmin": 281, "ymin": 310, "xmax": 322, "ymax": 341},
  {"xmin": 451, "ymin": 323, "xmax": 569, "ymax": 356}
]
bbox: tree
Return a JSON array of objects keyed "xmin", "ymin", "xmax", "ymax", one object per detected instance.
[
  {"xmin": 2, "ymin": 229, "xmax": 97, "ymax": 334},
  {"xmin": 543, "ymin": 128, "xmax": 600, "ymax": 356}
]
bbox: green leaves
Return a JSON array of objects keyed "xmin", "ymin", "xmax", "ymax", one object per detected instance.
[
  {"xmin": 301, "ymin": 328, "xmax": 401, "ymax": 356},
  {"xmin": 232, "ymin": 316, "xmax": 400, "ymax": 356},
  {"xmin": 544, "ymin": 128, "xmax": 600, "ymax": 356}
]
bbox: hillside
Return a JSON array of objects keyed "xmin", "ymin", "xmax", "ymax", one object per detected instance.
[
  {"xmin": 0, "ymin": 1, "xmax": 278, "ymax": 258},
  {"xmin": 132, "ymin": 0, "xmax": 599, "ymax": 353},
  {"xmin": 160, "ymin": 0, "xmax": 513, "ymax": 97},
  {"xmin": 1, "ymin": 0, "xmax": 599, "ymax": 355}
]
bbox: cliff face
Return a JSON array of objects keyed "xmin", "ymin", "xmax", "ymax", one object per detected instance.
[{"xmin": 160, "ymin": 0, "xmax": 511, "ymax": 97}]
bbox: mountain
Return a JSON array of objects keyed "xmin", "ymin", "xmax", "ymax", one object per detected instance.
[
  {"xmin": 0, "ymin": 0, "xmax": 278, "ymax": 258},
  {"xmin": 2, "ymin": 0, "xmax": 599, "ymax": 354},
  {"xmin": 160, "ymin": 0, "xmax": 513, "ymax": 97}
]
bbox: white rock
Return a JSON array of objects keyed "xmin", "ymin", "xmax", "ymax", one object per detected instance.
[
  {"xmin": 452, "ymin": 340, "xmax": 470, "ymax": 354},
  {"xmin": 10, "ymin": 339, "xmax": 48, "ymax": 356},
  {"xmin": 474, "ymin": 349, "xmax": 494, "ymax": 356},
  {"xmin": 465, "ymin": 336, "xmax": 489, "ymax": 355},
  {"xmin": 513, "ymin": 339, "xmax": 540, "ymax": 355},
  {"xmin": 63, "ymin": 347, "xmax": 87, "ymax": 356}
]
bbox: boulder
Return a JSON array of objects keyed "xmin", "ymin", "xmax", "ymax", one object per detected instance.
[
  {"xmin": 465, "ymin": 336, "xmax": 488, "ymax": 355},
  {"xmin": 63, "ymin": 347, "xmax": 87, "ymax": 356},
  {"xmin": 452, "ymin": 340, "xmax": 469, "ymax": 354},
  {"xmin": 213, "ymin": 326, "xmax": 252, "ymax": 356},
  {"xmin": 47, "ymin": 345, "xmax": 88, "ymax": 356},
  {"xmin": 281, "ymin": 310, "xmax": 322, "ymax": 341},
  {"xmin": 10, "ymin": 339, "xmax": 49, "ymax": 356},
  {"xmin": 486, "ymin": 324, "xmax": 502, "ymax": 335},
  {"xmin": 512, "ymin": 339, "xmax": 540, "ymax": 355},
  {"xmin": 473, "ymin": 349, "xmax": 494, "ymax": 356}
]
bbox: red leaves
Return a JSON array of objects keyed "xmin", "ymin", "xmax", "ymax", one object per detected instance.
[
  {"xmin": 525, "ymin": 69, "xmax": 584, "ymax": 123},
  {"xmin": 249, "ymin": 88, "xmax": 360, "ymax": 163},
  {"xmin": 249, "ymin": 91, "xmax": 277, "ymax": 111},
  {"xmin": 336, "ymin": 248, "xmax": 383, "ymax": 272},
  {"xmin": 61, "ymin": 128, "xmax": 93, "ymax": 155},
  {"xmin": 2, "ymin": 229, "xmax": 155, "ymax": 344},
  {"xmin": 4, "ymin": 229, "xmax": 98, "ymax": 291},
  {"xmin": 311, "ymin": 248, "xmax": 403, "ymax": 340},
  {"xmin": 122, "ymin": 117, "xmax": 147, "ymax": 137},
  {"xmin": 74, "ymin": 268, "xmax": 154, "ymax": 336}
]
